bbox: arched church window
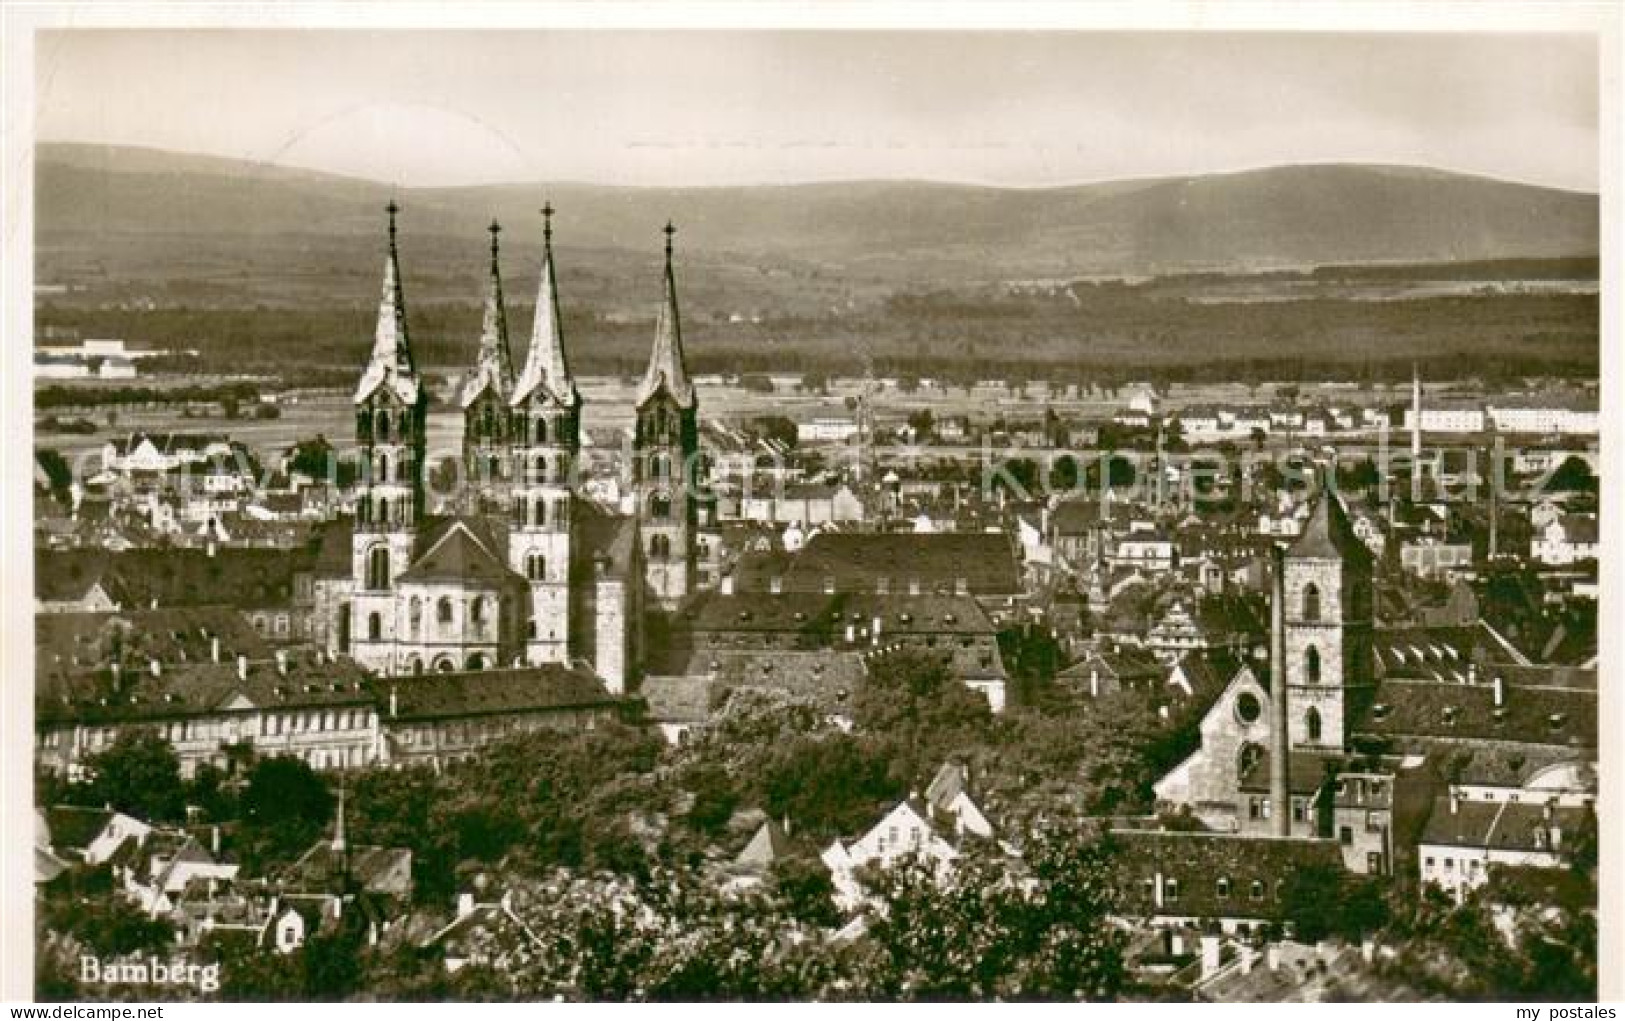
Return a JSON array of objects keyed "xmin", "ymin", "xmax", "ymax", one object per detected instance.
[
  {"xmin": 377, "ymin": 452, "xmax": 390, "ymax": 483},
  {"xmin": 1303, "ymin": 583, "xmax": 1321, "ymax": 622},
  {"xmin": 1305, "ymin": 645, "xmax": 1322, "ymax": 684},
  {"xmin": 650, "ymin": 493, "xmax": 672, "ymax": 520},
  {"xmin": 397, "ymin": 411, "xmax": 410, "ymax": 438},
  {"xmin": 651, "ymin": 452, "xmax": 671, "ymax": 480},
  {"xmin": 532, "ymin": 498, "xmax": 547, "ymax": 528},
  {"xmin": 532, "ymin": 454, "xmax": 547, "ymax": 484},
  {"xmin": 471, "ymin": 597, "xmax": 486, "ymax": 626},
  {"xmin": 337, "ymin": 606, "xmax": 350, "ymax": 647},
  {"xmin": 1306, "ymin": 707, "xmax": 1322, "ymax": 743},
  {"xmin": 367, "ymin": 612, "xmax": 382, "ymax": 642},
  {"xmin": 1237, "ymin": 742, "xmax": 1264, "ymax": 779},
  {"xmin": 378, "ymin": 497, "xmax": 390, "ymax": 525},
  {"xmin": 481, "ymin": 405, "xmax": 495, "ymax": 439},
  {"xmin": 367, "ymin": 546, "xmax": 390, "ymax": 590},
  {"xmin": 408, "ymin": 597, "xmax": 422, "ymax": 637},
  {"xmin": 357, "ymin": 409, "xmax": 372, "ymax": 441},
  {"xmin": 527, "ymin": 554, "xmax": 546, "ymax": 581},
  {"xmin": 511, "ymin": 495, "xmax": 524, "ymax": 528},
  {"xmin": 650, "ymin": 534, "xmax": 671, "ymax": 559},
  {"xmin": 375, "ymin": 409, "xmax": 391, "ymax": 442},
  {"xmin": 488, "ymin": 455, "xmax": 502, "ymax": 482},
  {"xmin": 437, "ymin": 597, "xmax": 454, "ymax": 626}
]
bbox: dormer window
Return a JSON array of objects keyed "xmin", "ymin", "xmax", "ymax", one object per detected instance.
[
  {"xmin": 1442, "ymin": 706, "xmax": 1458, "ymax": 726},
  {"xmin": 1548, "ymin": 713, "xmax": 1567, "ymax": 731}
]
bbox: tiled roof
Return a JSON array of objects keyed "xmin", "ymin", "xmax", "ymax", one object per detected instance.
[
  {"xmin": 1108, "ymin": 828, "xmax": 1345, "ymax": 922},
  {"xmin": 397, "ymin": 519, "xmax": 520, "ymax": 586},
  {"xmin": 668, "ymin": 649, "xmax": 868, "ymax": 714},
  {"xmin": 1359, "ymin": 677, "xmax": 1595, "ymax": 749},
  {"xmin": 781, "ymin": 532, "xmax": 1021, "ymax": 596},
  {"xmin": 373, "ymin": 665, "xmax": 617, "ymax": 722},
  {"xmin": 1418, "ymin": 796, "xmax": 1589, "ymax": 852},
  {"xmin": 1237, "ymin": 749, "xmax": 1341, "ymax": 796},
  {"xmin": 285, "ymin": 841, "xmax": 413, "ymax": 895},
  {"xmin": 735, "ymin": 820, "xmax": 793, "ymax": 868},
  {"xmin": 38, "ymin": 652, "xmax": 374, "ymax": 726},
  {"xmin": 571, "ymin": 502, "xmax": 638, "ymax": 580},
  {"xmin": 638, "ymin": 675, "xmax": 713, "ymax": 724},
  {"xmin": 36, "ymin": 606, "xmax": 272, "ymax": 675},
  {"xmin": 683, "ymin": 591, "xmax": 996, "ymax": 639},
  {"xmin": 36, "ymin": 547, "xmax": 306, "ymax": 608}
]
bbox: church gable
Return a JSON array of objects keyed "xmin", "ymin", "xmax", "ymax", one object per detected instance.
[
  {"xmin": 399, "ymin": 520, "xmax": 519, "ymax": 586},
  {"xmin": 1154, "ymin": 661, "xmax": 1272, "ymax": 822}
]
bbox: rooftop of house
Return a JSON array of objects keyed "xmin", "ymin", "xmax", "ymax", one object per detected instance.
[
  {"xmin": 1359, "ymin": 676, "xmax": 1596, "ymax": 750},
  {"xmin": 36, "ymin": 606, "xmax": 273, "ymax": 676},
  {"xmin": 1418, "ymin": 795, "xmax": 1590, "ymax": 853},
  {"xmin": 1107, "ymin": 828, "xmax": 1346, "ymax": 922},
  {"xmin": 36, "ymin": 547, "xmax": 307, "ymax": 608},
  {"xmin": 373, "ymin": 664, "xmax": 619, "ymax": 723},
  {"xmin": 780, "ymin": 531, "xmax": 1022, "ymax": 596},
  {"xmin": 38, "ymin": 651, "xmax": 374, "ymax": 726},
  {"xmin": 681, "ymin": 590, "xmax": 997, "ymax": 638}
]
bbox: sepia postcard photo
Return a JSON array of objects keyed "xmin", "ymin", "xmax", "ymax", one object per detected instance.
[{"xmin": 2, "ymin": 2, "xmax": 1618, "ymax": 1005}]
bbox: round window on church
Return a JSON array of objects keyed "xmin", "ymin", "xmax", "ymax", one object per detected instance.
[{"xmin": 1235, "ymin": 692, "xmax": 1262, "ymax": 725}]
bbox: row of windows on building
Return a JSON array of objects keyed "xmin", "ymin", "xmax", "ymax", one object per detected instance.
[
  {"xmin": 356, "ymin": 492, "xmax": 415, "ymax": 528},
  {"xmin": 360, "ymin": 596, "xmax": 511, "ymax": 642},
  {"xmin": 357, "ymin": 407, "xmax": 420, "ymax": 443},
  {"xmin": 39, "ymin": 707, "xmax": 377, "ymax": 749},
  {"xmin": 465, "ymin": 407, "xmax": 576, "ymax": 447},
  {"xmin": 510, "ymin": 495, "xmax": 570, "ymax": 530},
  {"xmin": 1141, "ymin": 876, "xmax": 1278, "ymax": 904}
]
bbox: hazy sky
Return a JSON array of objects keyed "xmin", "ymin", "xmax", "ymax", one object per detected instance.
[{"xmin": 35, "ymin": 30, "xmax": 1600, "ymax": 191}]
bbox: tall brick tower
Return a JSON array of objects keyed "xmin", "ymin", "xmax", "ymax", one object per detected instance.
[
  {"xmin": 633, "ymin": 222, "xmax": 698, "ymax": 608},
  {"xmin": 508, "ymin": 204, "xmax": 580, "ymax": 664},
  {"xmin": 1282, "ymin": 482, "xmax": 1374, "ymax": 750},
  {"xmin": 350, "ymin": 201, "xmax": 428, "ymax": 672}
]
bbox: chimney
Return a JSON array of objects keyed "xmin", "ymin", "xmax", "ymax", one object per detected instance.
[
  {"xmin": 1200, "ymin": 936, "xmax": 1222, "ymax": 980},
  {"xmin": 1265, "ymin": 944, "xmax": 1281, "ymax": 972},
  {"xmin": 210, "ymin": 636, "xmax": 221, "ymax": 664},
  {"xmin": 149, "ymin": 658, "xmax": 162, "ymax": 678},
  {"xmin": 844, "ymin": 623, "xmax": 855, "ymax": 644},
  {"xmin": 871, "ymin": 616, "xmax": 882, "ymax": 645},
  {"xmin": 823, "ymin": 575, "xmax": 836, "ymax": 595},
  {"xmin": 1492, "ymin": 676, "xmax": 1505, "ymax": 708},
  {"xmin": 720, "ymin": 573, "xmax": 734, "ymax": 595},
  {"xmin": 211, "ymin": 826, "xmax": 221, "ymax": 856},
  {"xmin": 275, "ymin": 650, "xmax": 289, "ymax": 676},
  {"xmin": 236, "ymin": 655, "xmax": 248, "ymax": 681},
  {"xmin": 389, "ymin": 685, "xmax": 399, "ymax": 720},
  {"xmin": 955, "ymin": 577, "xmax": 969, "ymax": 596},
  {"xmin": 769, "ymin": 575, "xmax": 783, "ymax": 594},
  {"xmin": 1269, "ymin": 544, "xmax": 1290, "ymax": 837},
  {"xmin": 1450, "ymin": 792, "xmax": 1461, "ymax": 815},
  {"xmin": 456, "ymin": 892, "xmax": 475, "ymax": 919}
]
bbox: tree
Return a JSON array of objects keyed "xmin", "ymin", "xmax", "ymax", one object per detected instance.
[
  {"xmin": 852, "ymin": 830, "xmax": 1126, "ymax": 1000},
  {"xmin": 1547, "ymin": 455, "xmax": 1597, "ymax": 495},
  {"xmin": 86, "ymin": 730, "xmax": 186, "ymax": 822},
  {"xmin": 238, "ymin": 755, "xmax": 333, "ymax": 869}
]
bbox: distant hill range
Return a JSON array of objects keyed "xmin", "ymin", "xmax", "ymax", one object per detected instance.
[{"xmin": 38, "ymin": 143, "xmax": 1598, "ymax": 287}]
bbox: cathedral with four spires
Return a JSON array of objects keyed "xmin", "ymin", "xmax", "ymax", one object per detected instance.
[{"xmin": 313, "ymin": 203, "xmax": 701, "ymax": 693}]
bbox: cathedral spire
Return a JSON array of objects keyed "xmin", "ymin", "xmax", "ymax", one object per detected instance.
[
  {"xmin": 511, "ymin": 202, "xmax": 578, "ymax": 408},
  {"xmin": 635, "ymin": 220, "xmax": 695, "ymax": 409},
  {"xmin": 459, "ymin": 218, "xmax": 515, "ymax": 408},
  {"xmin": 355, "ymin": 199, "xmax": 421, "ymax": 405}
]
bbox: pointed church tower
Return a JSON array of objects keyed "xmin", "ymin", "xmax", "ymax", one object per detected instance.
[
  {"xmin": 1281, "ymin": 474, "xmax": 1374, "ymax": 751},
  {"xmin": 460, "ymin": 220, "xmax": 516, "ymax": 513},
  {"xmin": 634, "ymin": 222, "xmax": 699, "ymax": 608},
  {"xmin": 508, "ymin": 204, "xmax": 580, "ymax": 664},
  {"xmin": 350, "ymin": 201, "xmax": 428, "ymax": 673}
]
